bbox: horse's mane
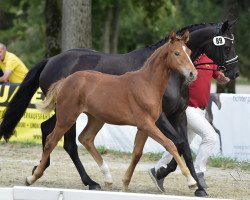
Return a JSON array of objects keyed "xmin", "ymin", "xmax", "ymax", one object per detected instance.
[
  {"xmin": 147, "ymin": 22, "xmax": 218, "ymax": 49},
  {"xmin": 67, "ymin": 22, "xmax": 219, "ymax": 54}
]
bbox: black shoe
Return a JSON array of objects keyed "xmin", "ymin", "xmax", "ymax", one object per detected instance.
[
  {"xmin": 197, "ymin": 172, "xmax": 208, "ymax": 188},
  {"xmin": 156, "ymin": 166, "xmax": 168, "ymax": 180},
  {"xmin": 148, "ymin": 168, "xmax": 165, "ymax": 192}
]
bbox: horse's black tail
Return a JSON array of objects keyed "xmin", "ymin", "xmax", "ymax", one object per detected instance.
[{"xmin": 0, "ymin": 59, "xmax": 48, "ymax": 141}]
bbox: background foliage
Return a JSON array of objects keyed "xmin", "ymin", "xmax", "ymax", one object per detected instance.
[{"xmin": 0, "ymin": 0, "xmax": 249, "ymax": 78}]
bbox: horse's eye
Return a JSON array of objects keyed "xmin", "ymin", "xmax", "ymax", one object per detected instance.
[
  {"xmin": 174, "ymin": 51, "xmax": 180, "ymax": 56},
  {"xmin": 225, "ymin": 46, "xmax": 230, "ymax": 54}
]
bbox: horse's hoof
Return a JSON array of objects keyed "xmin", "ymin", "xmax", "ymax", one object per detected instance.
[
  {"xmin": 188, "ymin": 183, "xmax": 198, "ymax": 190},
  {"xmin": 195, "ymin": 189, "xmax": 208, "ymax": 197},
  {"xmin": 104, "ymin": 182, "xmax": 113, "ymax": 188},
  {"xmin": 89, "ymin": 184, "xmax": 101, "ymax": 190},
  {"xmin": 32, "ymin": 166, "xmax": 37, "ymax": 175}
]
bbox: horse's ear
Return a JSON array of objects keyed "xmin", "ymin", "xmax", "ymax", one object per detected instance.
[
  {"xmin": 169, "ymin": 31, "xmax": 176, "ymax": 43},
  {"xmin": 182, "ymin": 31, "xmax": 189, "ymax": 43},
  {"xmin": 228, "ymin": 19, "xmax": 238, "ymax": 28},
  {"xmin": 221, "ymin": 20, "xmax": 229, "ymax": 32}
]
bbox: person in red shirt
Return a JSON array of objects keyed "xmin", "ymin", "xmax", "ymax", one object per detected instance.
[{"xmin": 149, "ymin": 53, "xmax": 230, "ymax": 192}]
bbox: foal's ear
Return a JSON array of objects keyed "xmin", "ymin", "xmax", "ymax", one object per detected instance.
[
  {"xmin": 182, "ymin": 31, "xmax": 189, "ymax": 43},
  {"xmin": 169, "ymin": 31, "xmax": 176, "ymax": 43}
]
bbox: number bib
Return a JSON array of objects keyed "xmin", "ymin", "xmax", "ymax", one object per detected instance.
[{"xmin": 213, "ymin": 36, "xmax": 225, "ymax": 46}]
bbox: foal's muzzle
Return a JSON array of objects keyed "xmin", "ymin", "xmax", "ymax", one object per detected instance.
[{"xmin": 189, "ymin": 71, "xmax": 197, "ymax": 81}]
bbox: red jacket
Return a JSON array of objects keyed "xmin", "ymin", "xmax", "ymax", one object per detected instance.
[{"xmin": 189, "ymin": 54, "xmax": 221, "ymax": 108}]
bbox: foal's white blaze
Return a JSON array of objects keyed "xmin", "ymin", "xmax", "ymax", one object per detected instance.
[
  {"xmin": 182, "ymin": 45, "xmax": 196, "ymax": 80},
  {"xmin": 182, "ymin": 45, "xmax": 193, "ymax": 65}
]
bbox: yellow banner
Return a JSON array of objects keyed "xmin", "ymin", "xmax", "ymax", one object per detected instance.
[{"xmin": 0, "ymin": 84, "xmax": 54, "ymax": 143}]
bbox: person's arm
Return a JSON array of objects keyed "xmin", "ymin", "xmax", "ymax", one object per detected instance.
[
  {"xmin": 212, "ymin": 64, "xmax": 230, "ymax": 85},
  {"xmin": 0, "ymin": 69, "xmax": 12, "ymax": 83}
]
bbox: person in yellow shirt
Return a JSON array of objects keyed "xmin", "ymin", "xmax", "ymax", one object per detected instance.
[{"xmin": 0, "ymin": 43, "xmax": 28, "ymax": 83}]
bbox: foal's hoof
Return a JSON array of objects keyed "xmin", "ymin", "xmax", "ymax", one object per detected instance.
[
  {"xmin": 195, "ymin": 189, "xmax": 208, "ymax": 197},
  {"xmin": 188, "ymin": 183, "xmax": 198, "ymax": 190},
  {"xmin": 25, "ymin": 177, "xmax": 32, "ymax": 186},
  {"xmin": 104, "ymin": 181, "xmax": 113, "ymax": 188},
  {"xmin": 89, "ymin": 183, "xmax": 101, "ymax": 190},
  {"xmin": 122, "ymin": 183, "xmax": 129, "ymax": 192}
]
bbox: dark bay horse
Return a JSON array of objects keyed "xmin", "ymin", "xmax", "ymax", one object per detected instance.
[
  {"xmin": 0, "ymin": 20, "xmax": 239, "ymax": 197},
  {"xmin": 26, "ymin": 32, "xmax": 198, "ymax": 189}
]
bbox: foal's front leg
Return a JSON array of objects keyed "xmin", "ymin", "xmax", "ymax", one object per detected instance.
[
  {"xmin": 63, "ymin": 124, "xmax": 101, "ymax": 190},
  {"xmin": 140, "ymin": 119, "xmax": 196, "ymax": 188},
  {"xmin": 123, "ymin": 130, "xmax": 148, "ymax": 191}
]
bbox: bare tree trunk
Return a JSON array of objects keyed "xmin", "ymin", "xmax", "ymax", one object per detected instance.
[
  {"xmin": 61, "ymin": 0, "xmax": 91, "ymax": 51},
  {"xmin": 103, "ymin": 8, "xmax": 112, "ymax": 53},
  {"xmin": 110, "ymin": 1, "xmax": 120, "ymax": 54},
  {"xmin": 217, "ymin": 0, "xmax": 239, "ymax": 93},
  {"xmin": 45, "ymin": 0, "xmax": 62, "ymax": 57}
]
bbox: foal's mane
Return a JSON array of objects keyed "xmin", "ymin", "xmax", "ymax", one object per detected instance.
[
  {"xmin": 147, "ymin": 22, "xmax": 217, "ymax": 49},
  {"xmin": 144, "ymin": 35, "xmax": 183, "ymax": 68}
]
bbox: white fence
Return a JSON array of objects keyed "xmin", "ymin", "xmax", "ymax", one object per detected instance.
[{"xmin": 0, "ymin": 186, "xmax": 232, "ymax": 200}]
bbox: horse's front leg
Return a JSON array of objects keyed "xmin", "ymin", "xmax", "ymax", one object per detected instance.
[
  {"xmin": 63, "ymin": 123, "xmax": 101, "ymax": 190},
  {"xmin": 179, "ymin": 142, "xmax": 208, "ymax": 197},
  {"xmin": 123, "ymin": 130, "xmax": 148, "ymax": 192},
  {"xmin": 176, "ymin": 113, "xmax": 207, "ymax": 197}
]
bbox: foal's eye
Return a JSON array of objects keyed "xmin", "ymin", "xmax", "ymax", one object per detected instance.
[{"xmin": 174, "ymin": 51, "xmax": 180, "ymax": 56}]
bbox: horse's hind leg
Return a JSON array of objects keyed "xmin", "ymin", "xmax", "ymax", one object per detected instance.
[
  {"xmin": 123, "ymin": 130, "xmax": 148, "ymax": 192},
  {"xmin": 78, "ymin": 115, "xmax": 113, "ymax": 187},
  {"xmin": 26, "ymin": 121, "xmax": 73, "ymax": 185},
  {"xmin": 63, "ymin": 124, "xmax": 101, "ymax": 190}
]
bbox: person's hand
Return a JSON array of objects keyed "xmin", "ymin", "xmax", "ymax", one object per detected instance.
[{"xmin": 216, "ymin": 73, "xmax": 230, "ymax": 85}]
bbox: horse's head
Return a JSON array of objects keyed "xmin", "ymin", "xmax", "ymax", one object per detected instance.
[
  {"xmin": 203, "ymin": 20, "xmax": 239, "ymax": 79},
  {"xmin": 167, "ymin": 31, "xmax": 197, "ymax": 83}
]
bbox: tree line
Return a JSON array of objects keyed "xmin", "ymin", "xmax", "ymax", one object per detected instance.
[{"xmin": 0, "ymin": 0, "xmax": 249, "ymax": 84}]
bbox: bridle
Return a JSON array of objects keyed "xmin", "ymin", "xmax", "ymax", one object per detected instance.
[{"xmin": 194, "ymin": 24, "xmax": 239, "ymax": 72}]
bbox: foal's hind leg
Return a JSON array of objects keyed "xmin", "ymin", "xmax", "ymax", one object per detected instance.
[
  {"xmin": 63, "ymin": 123, "xmax": 101, "ymax": 190},
  {"xmin": 78, "ymin": 115, "xmax": 113, "ymax": 187},
  {"xmin": 39, "ymin": 115, "xmax": 101, "ymax": 190},
  {"xmin": 26, "ymin": 121, "xmax": 74, "ymax": 185},
  {"xmin": 123, "ymin": 130, "xmax": 148, "ymax": 191},
  {"xmin": 31, "ymin": 116, "xmax": 56, "ymax": 175}
]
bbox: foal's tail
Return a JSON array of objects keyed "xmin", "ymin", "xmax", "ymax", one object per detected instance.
[
  {"xmin": 0, "ymin": 59, "xmax": 48, "ymax": 141},
  {"xmin": 36, "ymin": 79, "xmax": 65, "ymax": 113}
]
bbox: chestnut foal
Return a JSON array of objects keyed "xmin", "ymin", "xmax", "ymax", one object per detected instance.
[{"xmin": 27, "ymin": 31, "xmax": 197, "ymax": 190}]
